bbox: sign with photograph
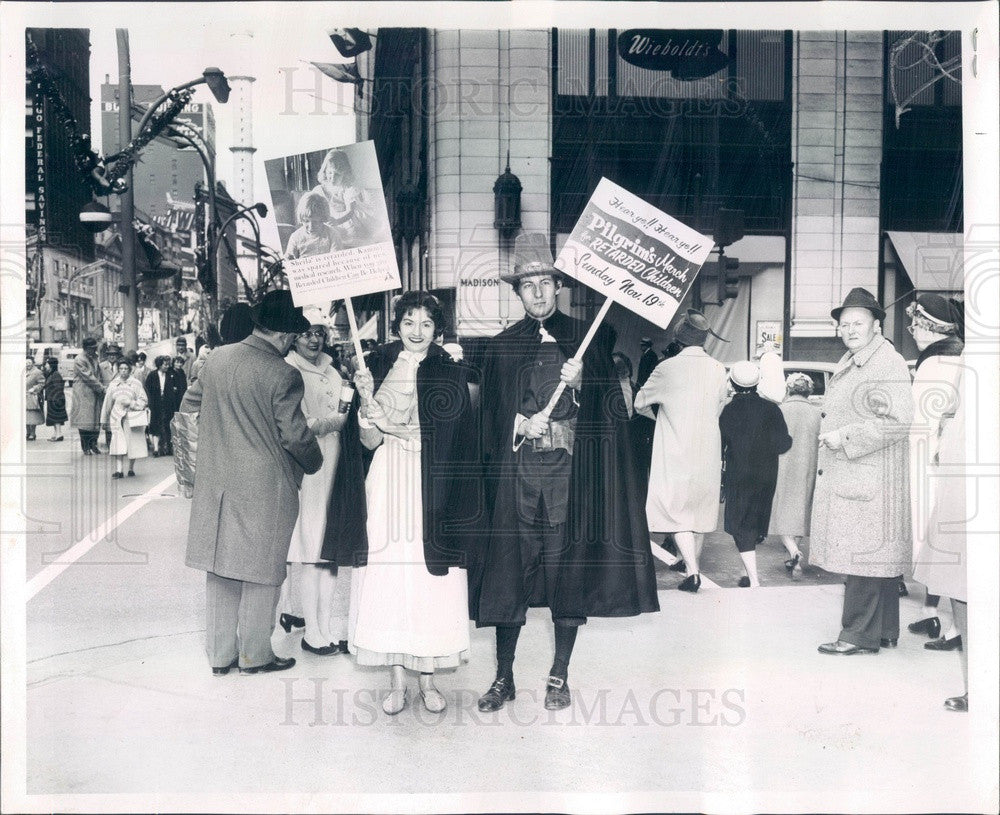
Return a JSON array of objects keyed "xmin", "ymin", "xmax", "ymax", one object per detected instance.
[
  {"xmin": 555, "ymin": 177, "xmax": 713, "ymax": 329},
  {"xmin": 263, "ymin": 140, "xmax": 400, "ymax": 306}
]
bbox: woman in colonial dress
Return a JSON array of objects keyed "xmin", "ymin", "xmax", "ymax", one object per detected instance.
[
  {"xmin": 25, "ymin": 355, "xmax": 45, "ymax": 440},
  {"xmin": 278, "ymin": 321, "xmax": 352, "ymax": 655},
  {"xmin": 100, "ymin": 358, "xmax": 149, "ymax": 478},
  {"xmin": 350, "ymin": 291, "xmax": 479, "ymax": 715},
  {"xmin": 42, "ymin": 357, "xmax": 67, "ymax": 441}
]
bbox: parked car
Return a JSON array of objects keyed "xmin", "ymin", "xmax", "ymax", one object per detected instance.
[{"xmin": 781, "ymin": 361, "xmax": 838, "ymax": 401}]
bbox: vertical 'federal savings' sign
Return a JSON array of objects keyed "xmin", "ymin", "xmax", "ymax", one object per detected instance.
[
  {"xmin": 32, "ymin": 83, "xmax": 48, "ymax": 243},
  {"xmin": 555, "ymin": 178, "xmax": 712, "ymax": 329}
]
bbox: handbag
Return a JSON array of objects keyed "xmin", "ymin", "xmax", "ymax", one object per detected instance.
[{"xmin": 126, "ymin": 408, "xmax": 150, "ymax": 429}]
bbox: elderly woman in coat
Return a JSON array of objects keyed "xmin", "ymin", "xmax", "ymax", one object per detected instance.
[
  {"xmin": 812, "ymin": 288, "xmax": 914, "ymax": 655},
  {"xmin": 635, "ymin": 309, "xmax": 729, "ymax": 593},
  {"xmin": 768, "ymin": 372, "xmax": 822, "ymax": 578},
  {"xmin": 71, "ymin": 337, "xmax": 106, "ymax": 455},
  {"xmin": 25, "ymin": 355, "xmax": 45, "ymax": 440},
  {"xmin": 100, "ymin": 358, "xmax": 149, "ymax": 478}
]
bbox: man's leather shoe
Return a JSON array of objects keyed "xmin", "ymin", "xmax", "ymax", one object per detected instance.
[
  {"xmin": 544, "ymin": 675, "xmax": 571, "ymax": 711},
  {"xmin": 477, "ymin": 676, "xmax": 515, "ymax": 712},
  {"xmin": 678, "ymin": 574, "xmax": 701, "ymax": 593},
  {"xmin": 818, "ymin": 640, "xmax": 878, "ymax": 655},
  {"xmin": 241, "ymin": 656, "xmax": 296, "ymax": 674},
  {"xmin": 880, "ymin": 638, "xmax": 898, "ymax": 648},
  {"xmin": 907, "ymin": 616, "xmax": 941, "ymax": 638},
  {"xmin": 212, "ymin": 659, "xmax": 238, "ymax": 676},
  {"xmin": 944, "ymin": 693, "xmax": 968, "ymax": 712},
  {"xmin": 925, "ymin": 635, "xmax": 962, "ymax": 651},
  {"xmin": 301, "ymin": 640, "xmax": 340, "ymax": 656}
]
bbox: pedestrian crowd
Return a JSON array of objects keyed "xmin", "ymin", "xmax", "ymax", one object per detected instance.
[{"xmin": 26, "ymin": 235, "xmax": 969, "ymax": 717}]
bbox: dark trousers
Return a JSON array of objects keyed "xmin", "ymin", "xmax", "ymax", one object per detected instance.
[
  {"xmin": 840, "ymin": 575, "xmax": 900, "ymax": 649},
  {"xmin": 517, "ymin": 500, "xmax": 585, "ymax": 627},
  {"xmin": 78, "ymin": 429, "xmax": 99, "ymax": 452}
]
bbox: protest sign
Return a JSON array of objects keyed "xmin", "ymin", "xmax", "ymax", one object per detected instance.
[
  {"xmin": 264, "ymin": 140, "xmax": 400, "ymax": 370},
  {"xmin": 554, "ymin": 177, "xmax": 713, "ymax": 329}
]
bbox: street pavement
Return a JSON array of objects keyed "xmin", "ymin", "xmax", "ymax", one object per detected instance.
[{"xmin": 18, "ymin": 434, "xmax": 981, "ymax": 809}]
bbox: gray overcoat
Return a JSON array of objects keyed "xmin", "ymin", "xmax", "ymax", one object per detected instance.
[
  {"xmin": 810, "ymin": 334, "xmax": 913, "ymax": 577},
  {"xmin": 183, "ymin": 335, "xmax": 323, "ymax": 586},
  {"xmin": 69, "ymin": 352, "xmax": 104, "ymax": 431},
  {"xmin": 768, "ymin": 395, "xmax": 822, "ymax": 537}
]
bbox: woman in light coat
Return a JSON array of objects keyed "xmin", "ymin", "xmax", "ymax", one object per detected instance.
[
  {"xmin": 278, "ymin": 323, "xmax": 350, "ymax": 655},
  {"xmin": 635, "ymin": 310, "xmax": 729, "ymax": 593},
  {"xmin": 25, "ymin": 356, "xmax": 45, "ymax": 440},
  {"xmin": 812, "ymin": 289, "xmax": 913, "ymax": 655},
  {"xmin": 100, "ymin": 359, "xmax": 149, "ymax": 478},
  {"xmin": 768, "ymin": 372, "xmax": 822, "ymax": 577}
]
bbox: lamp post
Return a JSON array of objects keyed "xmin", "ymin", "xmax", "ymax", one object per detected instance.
[
  {"xmin": 133, "ymin": 68, "xmax": 231, "ymax": 141},
  {"xmin": 212, "ymin": 202, "xmax": 268, "ymax": 301}
]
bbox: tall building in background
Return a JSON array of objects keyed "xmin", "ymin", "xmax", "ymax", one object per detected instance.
[
  {"xmin": 25, "ymin": 28, "xmax": 98, "ymax": 344},
  {"xmin": 100, "ymin": 80, "xmax": 217, "ymax": 221}
]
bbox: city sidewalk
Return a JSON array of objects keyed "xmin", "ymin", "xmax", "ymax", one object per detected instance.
[{"xmin": 21, "ymin": 444, "xmax": 976, "ymax": 808}]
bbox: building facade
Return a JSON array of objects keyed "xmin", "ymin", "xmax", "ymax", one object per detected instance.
[{"xmin": 357, "ymin": 28, "xmax": 962, "ymax": 365}]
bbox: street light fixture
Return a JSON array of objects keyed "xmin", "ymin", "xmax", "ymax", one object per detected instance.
[
  {"xmin": 134, "ymin": 68, "xmax": 231, "ymax": 143},
  {"xmin": 212, "ymin": 203, "xmax": 269, "ymax": 301}
]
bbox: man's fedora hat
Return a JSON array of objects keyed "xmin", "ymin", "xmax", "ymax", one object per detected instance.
[
  {"xmin": 831, "ymin": 287, "xmax": 886, "ymax": 323},
  {"xmin": 673, "ymin": 309, "xmax": 729, "ymax": 347},
  {"xmin": 500, "ymin": 232, "xmax": 564, "ymax": 286},
  {"xmin": 250, "ymin": 290, "xmax": 310, "ymax": 334}
]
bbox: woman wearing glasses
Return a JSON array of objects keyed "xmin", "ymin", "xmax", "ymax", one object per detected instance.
[{"xmin": 279, "ymin": 321, "xmax": 353, "ymax": 655}]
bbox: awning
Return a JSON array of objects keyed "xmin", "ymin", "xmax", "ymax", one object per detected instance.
[{"xmin": 885, "ymin": 231, "xmax": 963, "ymax": 292}]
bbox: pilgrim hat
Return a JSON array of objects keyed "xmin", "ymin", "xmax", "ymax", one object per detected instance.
[
  {"xmin": 831, "ymin": 287, "xmax": 885, "ymax": 323},
  {"xmin": 673, "ymin": 309, "xmax": 729, "ymax": 347},
  {"xmin": 500, "ymin": 232, "xmax": 564, "ymax": 286},
  {"xmin": 250, "ymin": 290, "xmax": 310, "ymax": 334}
]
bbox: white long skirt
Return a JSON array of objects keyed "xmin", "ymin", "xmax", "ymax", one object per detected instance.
[{"xmin": 349, "ymin": 434, "xmax": 469, "ymax": 671}]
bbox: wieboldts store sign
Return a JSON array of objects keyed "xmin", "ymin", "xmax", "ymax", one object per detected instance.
[{"xmin": 617, "ymin": 30, "xmax": 730, "ymax": 78}]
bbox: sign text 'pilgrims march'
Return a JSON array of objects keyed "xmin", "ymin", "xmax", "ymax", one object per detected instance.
[{"xmin": 555, "ymin": 178, "xmax": 713, "ymax": 330}]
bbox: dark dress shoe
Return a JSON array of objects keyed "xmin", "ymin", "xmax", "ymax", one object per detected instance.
[
  {"xmin": 818, "ymin": 640, "xmax": 878, "ymax": 655},
  {"xmin": 212, "ymin": 659, "xmax": 238, "ymax": 676},
  {"xmin": 944, "ymin": 693, "xmax": 968, "ymax": 712},
  {"xmin": 925, "ymin": 635, "xmax": 962, "ymax": 651},
  {"xmin": 241, "ymin": 656, "xmax": 296, "ymax": 674},
  {"xmin": 544, "ymin": 676, "xmax": 572, "ymax": 711},
  {"xmin": 477, "ymin": 676, "xmax": 516, "ymax": 712},
  {"xmin": 880, "ymin": 638, "xmax": 898, "ymax": 648},
  {"xmin": 301, "ymin": 639, "xmax": 340, "ymax": 656},
  {"xmin": 668, "ymin": 558, "xmax": 687, "ymax": 573},
  {"xmin": 111, "ymin": 471, "xmax": 124, "ymax": 479},
  {"xmin": 126, "ymin": 469, "xmax": 135, "ymax": 477},
  {"xmin": 278, "ymin": 613, "xmax": 306, "ymax": 633},
  {"xmin": 337, "ymin": 640, "xmax": 350, "ymax": 654},
  {"xmin": 908, "ymin": 616, "xmax": 941, "ymax": 638},
  {"xmin": 738, "ymin": 576, "xmax": 751, "ymax": 588},
  {"xmin": 678, "ymin": 573, "xmax": 701, "ymax": 593}
]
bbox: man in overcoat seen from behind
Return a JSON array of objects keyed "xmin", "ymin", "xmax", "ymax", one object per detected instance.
[
  {"xmin": 474, "ymin": 232, "xmax": 659, "ymax": 713},
  {"xmin": 182, "ymin": 290, "xmax": 323, "ymax": 675},
  {"xmin": 812, "ymin": 287, "xmax": 913, "ymax": 655}
]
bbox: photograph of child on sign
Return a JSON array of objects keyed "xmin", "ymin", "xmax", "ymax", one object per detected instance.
[{"xmin": 264, "ymin": 140, "xmax": 399, "ymax": 304}]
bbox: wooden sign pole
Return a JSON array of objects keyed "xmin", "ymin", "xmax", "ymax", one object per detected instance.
[
  {"xmin": 538, "ymin": 296, "xmax": 613, "ymax": 417},
  {"xmin": 343, "ymin": 296, "xmax": 368, "ymax": 374}
]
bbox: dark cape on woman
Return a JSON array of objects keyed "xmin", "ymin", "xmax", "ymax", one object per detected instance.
[
  {"xmin": 719, "ymin": 391, "xmax": 792, "ymax": 541},
  {"xmin": 321, "ymin": 342, "xmax": 482, "ymax": 583},
  {"xmin": 43, "ymin": 369, "xmax": 68, "ymax": 425},
  {"xmin": 474, "ymin": 309, "xmax": 660, "ymax": 625}
]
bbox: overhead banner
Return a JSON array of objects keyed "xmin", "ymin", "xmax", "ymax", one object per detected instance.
[
  {"xmin": 264, "ymin": 140, "xmax": 399, "ymax": 307},
  {"xmin": 554, "ymin": 177, "xmax": 713, "ymax": 329}
]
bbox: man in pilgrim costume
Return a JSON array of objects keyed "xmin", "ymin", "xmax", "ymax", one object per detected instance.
[
  {"xmin": 812, "ymin": 287, "xmax": 913, "ymax": 655},
  {"xmin": 474, "ymin": 233, "xmax": 659, "ymax": 712},
  {"xmin": 183, "ymin": 290, "xmax": 323, "ymax": 675}
]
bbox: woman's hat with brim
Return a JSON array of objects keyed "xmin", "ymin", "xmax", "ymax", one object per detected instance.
[
  {"xmin": 831, "ymin": 287, "xmax": 885, "ymax": 323},
  {"xmin": 673, "ymin": 309, "xmax": 729, "ymax": 347},
  {"xmin": 500, "ymin": 232, "xmax": 564, "ymax": 286},
  {"xmin": 250, "ymin": 290, "xmax": 310, "ymax": 334},
  {"xmin": 729, "ymin": 360, "xmax": 760, "ymax": 388}
]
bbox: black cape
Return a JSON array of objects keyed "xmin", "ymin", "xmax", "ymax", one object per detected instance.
[
  {"xmin": 474, "ymin": 310, "xmax": 660, "ymax": 625},
  {"xmin": 322, "ymin": 342, "xmax": 482, "ymax": 581},
  {"xmin": 719, "ymin": 391, "xmax": 792, "ymax": 541}
]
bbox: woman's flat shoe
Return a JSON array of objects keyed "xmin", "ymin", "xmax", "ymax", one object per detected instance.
[
  {"xmin": 738, "ymin": 576, "xmax": 751, "ymax": 588},
  {"xmin": 925, "ymin": 635, "xmax": 962, "ymax": 651},
  {"xmin": 668, "ymin": 558, "xmax": 687, "ymax": 573},
  {"xmin": 420, "ymin": 688, "xmax": 447, "ymax": 713},
  {"xmin": 301, "ymin": 639, "xmax": 340, "ymax": 656},
  {"xmin": 279, "ymin": 613, "xmax": 306, "ymax": 633},
  {"xmin": 49, "ymin": 436, "xmax": 63, "ymax": 442},
  {"xmin": 111, "ymin": 472, "xmax": 124, "ymax": 479},
  {"xmin": 944, "ymin": 693, "xmax": 968, "ymax": 712},
  {"xmin": 908, "ymin": 616, "xmax": 941, "ymax": 638},
  {"xmin": 382, "ymin": 687, "xmax": 408, "ymax": 715},
  {"xmin": 678, "ymin": 574, "xmax": 701, "ymax": 593},
  {"xmin": 784, "ymin": 553, "xmax": 803, "ymax": 579},
  {"xmin": 126, "ymin": 470, "xmax": 135, "ymax": 477}
]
